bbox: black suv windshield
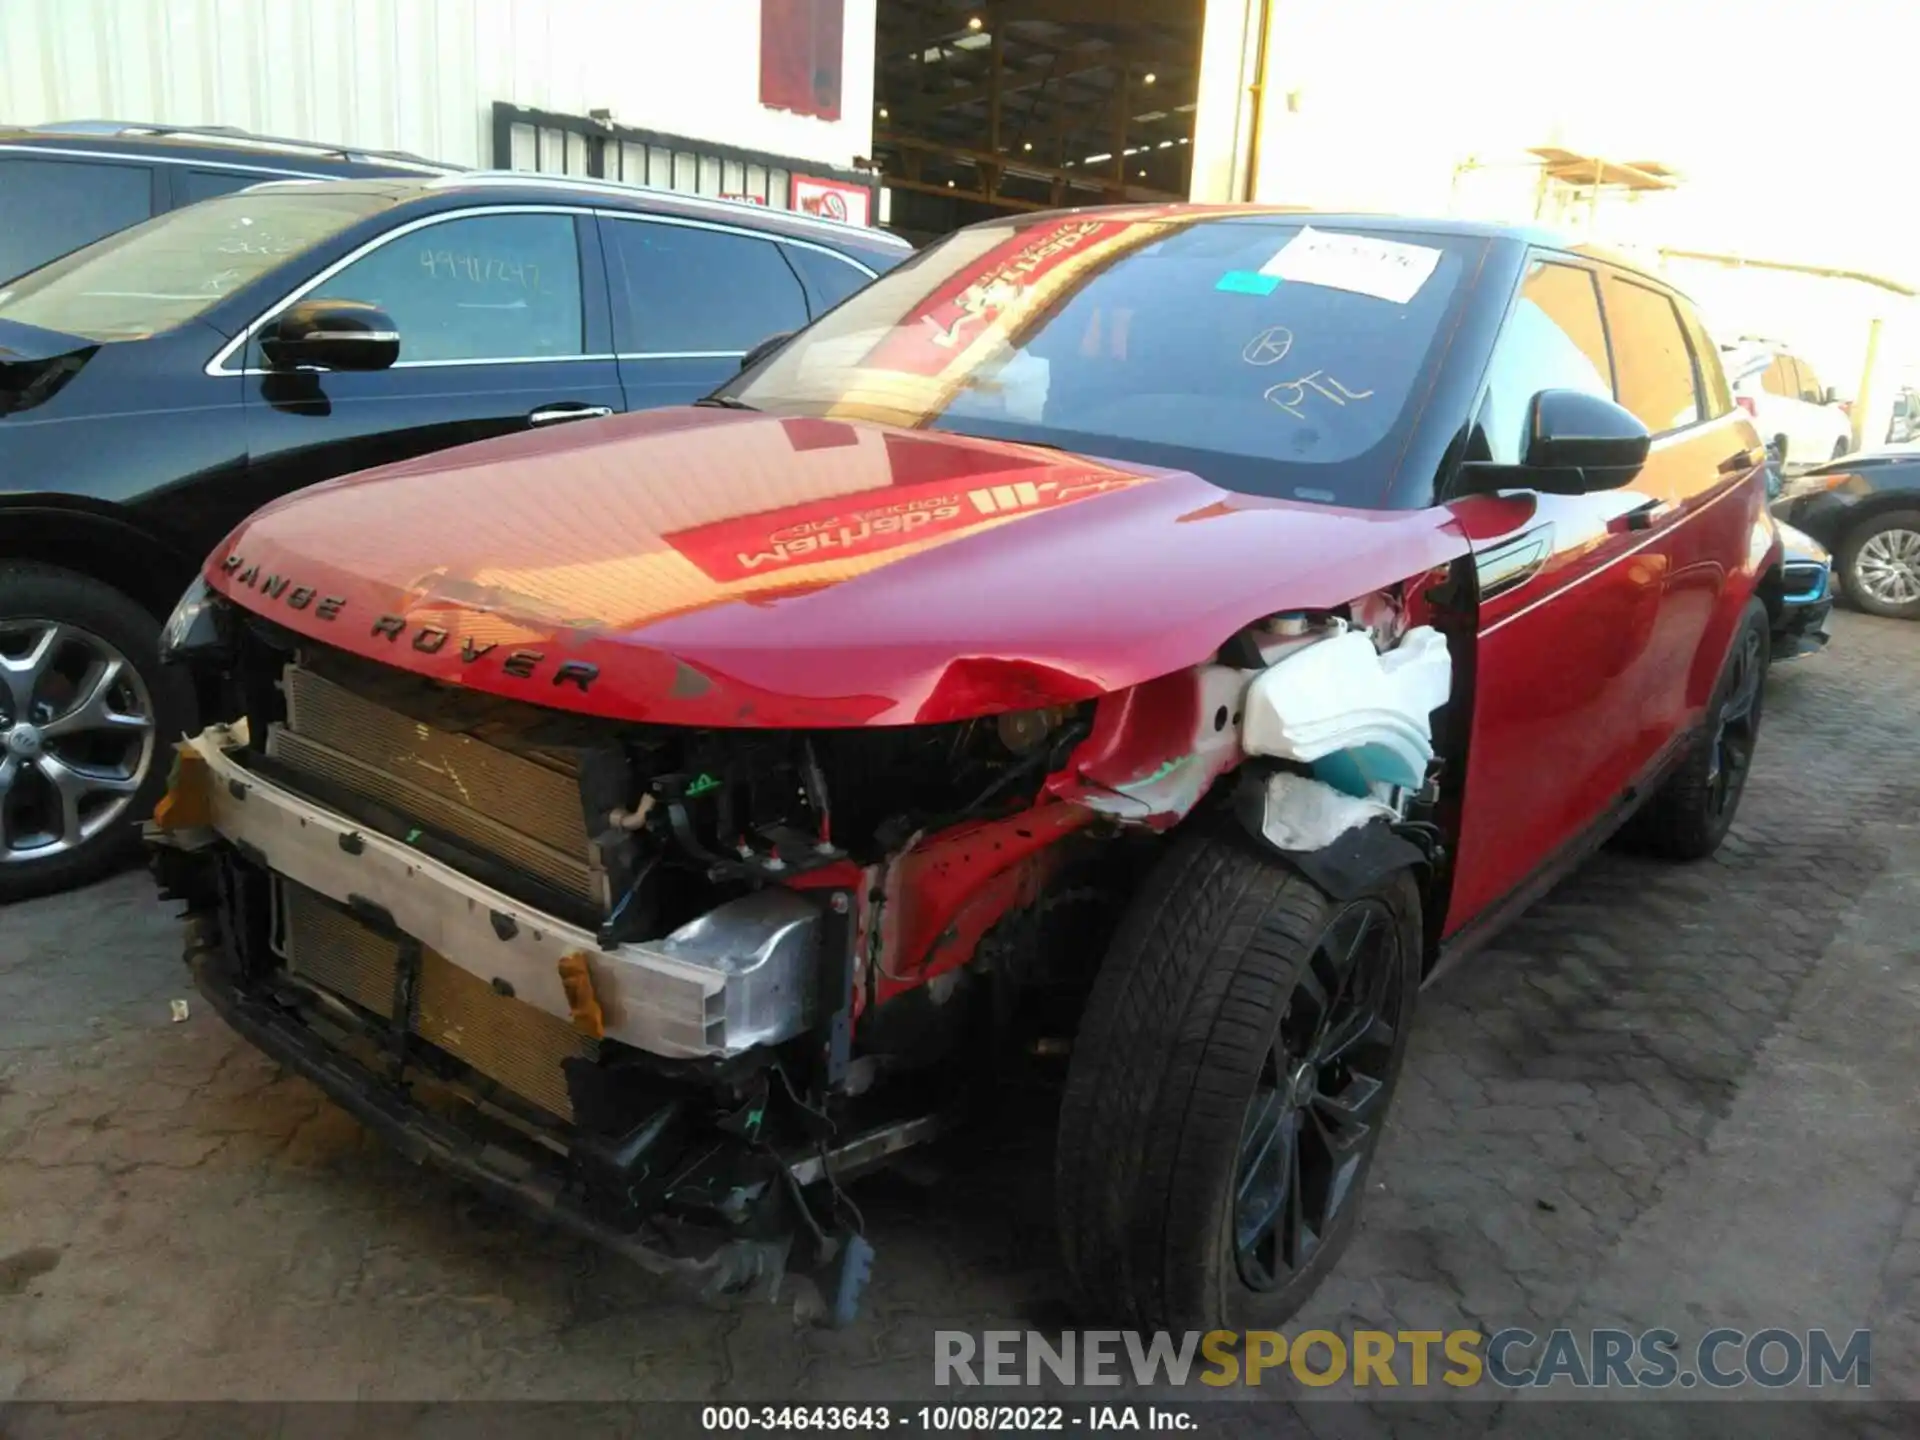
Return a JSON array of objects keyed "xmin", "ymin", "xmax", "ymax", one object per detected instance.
[
  {"xmin": 0, "ymin": 187, "xmax": 399, "ymax": 342},
  {"xmin": 718, "ymin": 213, "xmax": 1479, "ymax": 507}
]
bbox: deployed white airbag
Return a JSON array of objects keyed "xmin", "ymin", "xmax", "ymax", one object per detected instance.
[{"xmin": 1241, "ymin": 626, "xmax": 1451, "ymax": 794}]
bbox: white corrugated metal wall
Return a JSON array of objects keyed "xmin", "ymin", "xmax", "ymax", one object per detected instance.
[{"xmin": 0, "ymin": 0, "xmax": 875, "ymax": 173}]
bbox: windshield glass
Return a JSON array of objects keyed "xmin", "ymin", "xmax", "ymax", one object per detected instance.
[
  {"xmin": 0, "ymin": 188, "xmax": 398, "ymax": 342},
  {"xmin": 718, "ymin": 213, "xmax": 1478, "ymax": 506}
]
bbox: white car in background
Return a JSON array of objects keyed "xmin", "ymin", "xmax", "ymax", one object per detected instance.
[{"xmin": 1721, "ymin": 340, "xmax": 1854, "ymax": 470}]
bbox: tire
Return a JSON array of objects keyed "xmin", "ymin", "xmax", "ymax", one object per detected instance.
[
  {"xmin": 0, "ymin": 563, "xmax": 195, "ymax": 901},
  {"xmin": 1621, "ymin": 596, "xmax": 1768, "ymax": 861},
  {"xmin": 1837, "ymin": 509, "xmax": 1920, "ymax": 620},
  {"xmin": 1056, "ymin": 832, "xmax": 1422, "ymax": 1331}
]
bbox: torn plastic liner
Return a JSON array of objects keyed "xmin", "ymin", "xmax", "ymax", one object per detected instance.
[
  {"xmin": 1240, "ymin": 626, "xmax": 1450, "ymax": 795},
  {"xmin": 1252, "ymin": 771, "xmax": 1398, "ymax": 851}
]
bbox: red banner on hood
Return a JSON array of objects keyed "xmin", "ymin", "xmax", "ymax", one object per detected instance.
[{"xmin": 663, "ymin": 465, "xmax": 1151, "ymax": 584}]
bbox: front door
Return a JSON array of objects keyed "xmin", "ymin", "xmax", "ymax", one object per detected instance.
[
  {"xmin": 243, "ymin": 208, "xmax": 624, "ymax": 508},
  {"xmin": 1443, "ymin": 256, "xmax": 1700, "ymax": 934}
]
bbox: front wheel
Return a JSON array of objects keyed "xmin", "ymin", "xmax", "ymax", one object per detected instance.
[
  {"xmin": 0, "ymin": 564, "xmax": 194, "ymax": 901},
  {"xmin": 1056, "ymin": 833, "xmax": 1422, "ymax": 1331},
  {"xmin": 1839, "ymin": 509, "xmax": 1920, "ymax": 619}
]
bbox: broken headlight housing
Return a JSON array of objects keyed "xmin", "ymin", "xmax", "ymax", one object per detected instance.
[{"xmin": 160, "ymin": 574, "xmax": 235, "ymax": 666}]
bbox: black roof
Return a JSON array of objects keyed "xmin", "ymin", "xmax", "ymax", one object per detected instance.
[
  {"xmin": 246, "ymin": 172, "xmax": 915, "ymax": 261},
  {"xmin": 966, "ymin": 204, "xmax": 1679, "ymax": 288},
  {"xmin": 0, "ymin": 121, "xmax": 454, "ymax": 179}
]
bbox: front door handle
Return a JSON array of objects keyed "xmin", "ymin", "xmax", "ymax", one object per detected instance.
[
  {"xmin": 528, "ymin": 404, "xmax": 614, "ymax": 427},
  {"xmin": 1719, "ymin": 445, "xmax": 1764, "ymax": 475}
]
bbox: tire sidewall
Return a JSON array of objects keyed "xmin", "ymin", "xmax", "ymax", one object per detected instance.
[
  {"xmin": 0, "ymin": 564, "xmax": 195, "ymax": 900},
  {"xmin": 1198, "ymin": 868, "xmax": 1425, "ymax": 1331}
]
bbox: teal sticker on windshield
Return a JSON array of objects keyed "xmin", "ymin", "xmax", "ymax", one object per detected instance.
[{"xmin": 1216, "ymin": 270, "xmax": 1280, "ymax": 296}]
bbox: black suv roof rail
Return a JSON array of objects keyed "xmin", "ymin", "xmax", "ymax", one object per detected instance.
[
  {"xmin": 29, "ymin": 119, "xmax": 459, "ymax": 174},
  {"xmin": 433, "ymin": 169, "xmax": 912, "ymax": 248}
]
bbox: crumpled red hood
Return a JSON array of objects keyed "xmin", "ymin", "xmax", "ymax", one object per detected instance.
[{"xmin": 208, "ymin": 407, "xmax": 1470, "ymax": 726}]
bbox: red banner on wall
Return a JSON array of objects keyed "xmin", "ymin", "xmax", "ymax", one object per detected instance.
[{"xmin": 760, "ymin": 0, "xmax": 844, "ymax": 121}]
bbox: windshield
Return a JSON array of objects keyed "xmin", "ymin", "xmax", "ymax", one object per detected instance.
[
  {"xmin": 717, "ymin": 213, "xmax": 1478, "ymax": 506},
  {"xmin": 0, "ymin": 188, "xmax": 398, "ymax": 342}
]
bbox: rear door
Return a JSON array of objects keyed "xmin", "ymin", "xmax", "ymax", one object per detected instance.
[
  {"xmin": 598, "ymin": 213, "xmax": 815, "ymax": 411},
  {"xmin": 241, "ymin": 206, "xmax": 625, "ymax": 510},
  {"xmin": 0, "ymin": 153, "xmax": 159, "ymax": 281},
  {"xmin": 1596, "ymin": 271, "xmax": 1758, "ymax": 751}
]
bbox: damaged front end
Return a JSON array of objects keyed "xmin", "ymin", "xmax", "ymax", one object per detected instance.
[
  {"xmin": 150, "ymin": 570, "xmax": 1461, "ymax": 1322},
  {"xmin": 149, "ymin": 620, "xmax": 1128, "ymax": 1322}
]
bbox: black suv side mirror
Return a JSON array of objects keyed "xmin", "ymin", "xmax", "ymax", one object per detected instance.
[
  {"xmin": 262, "ymin": 300, "xmax": 401, "ymax": 372},
  {"xmin": 1821, "ymin": 386, "xmax": 1841, "ymax": 406},
  {"xmin": 1456, "ymin": 389, "xmax": 1651, "ymax": 498},
  {"xmin": 740, "ymin": 331, "xmax": 794, "ymax": 373}
]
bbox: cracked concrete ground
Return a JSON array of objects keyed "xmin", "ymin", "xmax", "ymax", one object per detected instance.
[{"xmin": 2, "ymin": 610, "xmax": 1917, "ymax": 1418}]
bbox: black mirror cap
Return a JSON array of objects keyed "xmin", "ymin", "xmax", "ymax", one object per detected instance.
[
  {"xmin": 1523, "ymin": 388, "xmax": 1651, "ymax": 487},
  {"xmin": 262, "ymin": 299, "xmax": 401, "ymax": 372},
  {"xmin": 739, "ymin": 331, "xmax": 795, "ymax": 373}
]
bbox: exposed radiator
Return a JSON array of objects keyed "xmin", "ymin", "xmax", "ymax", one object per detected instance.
[
  {"xmin": 266, "ymin": 662, "xmax": 597, "ymax": 904},
  {"xmin": 277, "ymin": 881, "xmax": 596, "ymax": 1121}
]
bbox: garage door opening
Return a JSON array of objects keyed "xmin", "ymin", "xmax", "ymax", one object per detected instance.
[{"xmin": 872, "ymin": 0, "xmax": 1205, "ymax": 243}]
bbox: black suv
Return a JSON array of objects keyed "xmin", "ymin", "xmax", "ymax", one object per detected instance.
[
  {"xmin": 0, "ymin": 171, "xmax": 910, "ymax": 897},
  {"xmin": 0, "ymin": 120, "xmax": 457, "ymax": 282}
]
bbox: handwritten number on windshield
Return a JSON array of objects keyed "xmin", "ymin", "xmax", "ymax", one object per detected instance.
[{"xmin": 1264, "ymin": 370, "xmax": 1374, "ymax": 419}]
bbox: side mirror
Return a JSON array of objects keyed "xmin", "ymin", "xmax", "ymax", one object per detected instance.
[
  {"xmin": 262, "ymin": 300, "xmax": 400, "ymax": 372},
  {"xmin": 1822, "ymin": 386, "xmax": 1840, "ymax": 406},
  {"xmin": 740, "ymin": 331, "xmax": 794, "ymax": 373},
  {"xmin": 1456, "ymin": 389, "xmax": 1651, "ymax": 498}
]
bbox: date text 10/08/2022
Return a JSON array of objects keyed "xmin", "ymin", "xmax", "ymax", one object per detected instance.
[{"xmin": 701, "ymin": 1407, "xmax": 1196, "ymax": 1432}]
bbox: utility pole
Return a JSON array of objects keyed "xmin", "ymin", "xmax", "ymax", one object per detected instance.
[{"xmin": 1854, "ymin": 316, "xmax": 1884, "ymax": 451}]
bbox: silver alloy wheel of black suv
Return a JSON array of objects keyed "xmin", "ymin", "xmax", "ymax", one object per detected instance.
[{"xmin": 0, "ymin": 619, "xmax": 156, "ymax": 869}]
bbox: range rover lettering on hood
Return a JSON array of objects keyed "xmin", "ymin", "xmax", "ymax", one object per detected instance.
[{"xmin": 217, "ymin": 551, "xmax": 599, "ymax": 692}]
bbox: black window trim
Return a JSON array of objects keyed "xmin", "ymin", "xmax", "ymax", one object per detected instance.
[
  {"xmin": 595, "ymin": 209, "xmax": 875, "ymax": 359},
  {"xmin": 1596, "ymin": 267, "xmax": 1715, "ymax": 441},
  {"xmin": 1455, "ymin": 247, "xmax": 1619, "ymax": 486},
  {"xmin": 205, "ymin": 203, "xmax": 613, "ymax": 376}
]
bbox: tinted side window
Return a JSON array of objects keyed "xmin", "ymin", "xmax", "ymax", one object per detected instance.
[
  {"xmin": 1601, "ymin": 276, "xmax": 1701, "ymax": 433},
  {"xmin": 179, "ymin": 168, "xmax": 266, "ymax": 204},
  {"xmin": 1475, "ymin": 260, "xmax": 1614, "ymax": 464},
  {"xmin": 783, "ymin": 244, "xmax": 873, "ymax": 316},
  {"xmin": 0, "ymin": 158, "xmax": 153, "ymax": 281},
  {"xmin": 1762, "ymin": 357, "xmax": 1793, "ymax": 396},
  {"xmin": 307, "ymin": 212, "xmax": 585, "ymax": 363},
  {"xmin": 1678, "ymin": 304, "xmax": 1732, "ymax": 418},
  {"xmin": 604, "ymin": 219, "xmax": 809, "ymax": 352}
]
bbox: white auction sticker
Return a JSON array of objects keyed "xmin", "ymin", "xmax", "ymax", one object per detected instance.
[{"xmin": 1260, "ymin": 226, "xmax": 1442, "ymax": 305}]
